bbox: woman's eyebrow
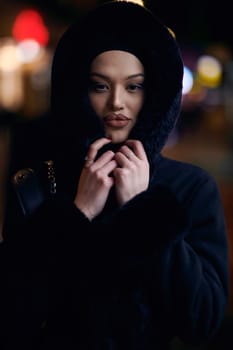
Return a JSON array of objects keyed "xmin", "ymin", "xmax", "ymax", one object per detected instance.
[{"xmin": 126, "ymin": 73, "xmax": 145, "ymax": 80}]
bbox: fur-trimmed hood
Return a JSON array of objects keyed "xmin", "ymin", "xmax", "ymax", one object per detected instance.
[{"xmin": 50, "ymin": 1, "xmax": 183, "ymax": 172}]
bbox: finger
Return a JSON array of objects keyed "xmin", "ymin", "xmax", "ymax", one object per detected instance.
[
  {"xmin": 84, "ymin": 158, "xmax": 94, "ymax": 167},
  {"xmin": 101, "ymin": 159, "xmax": 117, "ymax": 177},
  {"xmin": 91, "ymin": 150, "xmax": 115, "ymax": 170},
  {"xmin": 85, "ymin": 138, "xmax": 111, "ymax": 166},
  {"xmin": 114, "ymin": 154, "xmax": 130, "ymax": 168},
  {"xmin": 114, "ymin": 152, "xmax": 135, "ymax": 169},
  {"xmin": 117, "ymin": 145, "xmax": 137, "ymax": 162},
  {"xmin": 125, "ymin": 139, "xmax": 147, "ymax": 160}
]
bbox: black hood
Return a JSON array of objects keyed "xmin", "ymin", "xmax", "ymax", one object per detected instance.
[{"xmin": 50, "ymin": 1, "xmax": 183, "ymax": 171}]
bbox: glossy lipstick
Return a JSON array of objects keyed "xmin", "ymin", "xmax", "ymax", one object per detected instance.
[{"xmin": 103, "ymin": 113, "xmax": 130, "ymax": 128}]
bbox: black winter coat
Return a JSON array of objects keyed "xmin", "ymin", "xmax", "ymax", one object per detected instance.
[{"xmin": 0, "ymin": 155, "xmax": 229, "ymax": 350}]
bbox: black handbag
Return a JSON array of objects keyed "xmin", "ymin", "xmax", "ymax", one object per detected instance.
[{"xmin": 12, "ymin": 160, "xmax": 56, "ymax": 217}]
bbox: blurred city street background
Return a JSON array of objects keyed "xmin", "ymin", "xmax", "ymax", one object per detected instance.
[{"xmin": 0, "ymin": 1, "xmax": 233, "ymax": 348}]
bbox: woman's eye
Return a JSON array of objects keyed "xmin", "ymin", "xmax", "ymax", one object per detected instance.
[
  {"xmin": 127, "ymin": 83, "xmax": 144, "ymax": 92},
  {"xmin": 90, "ymin": 82, "xmax": 108, "ymax": 92}
]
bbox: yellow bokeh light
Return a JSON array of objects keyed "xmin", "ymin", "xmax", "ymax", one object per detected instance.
[
  {"xmin": 116, "ymin": 0, "xmax": 144, "ymax": 6},
  {"xmin": 0, "ymin": 38, "xmax": 21, "ymax": 72},
  {"xmin": 196, "ymin": 55, "xmax": 222, "ymax": 88},
  {"xmin": 167, "ymin": 27, "xmax": 176, "ymax": 39}
]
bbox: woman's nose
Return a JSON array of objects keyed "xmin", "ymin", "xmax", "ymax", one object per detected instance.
[{"xmin": 109, "ymin": 87, "xmax": 124, "ymax": 110}]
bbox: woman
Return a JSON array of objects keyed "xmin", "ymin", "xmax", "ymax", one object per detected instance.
[{"xmin": 1, "ymin": 1, "xmax": 229, "ymax": 349}]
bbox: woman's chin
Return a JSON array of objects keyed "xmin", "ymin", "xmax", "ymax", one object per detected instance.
[{"xmin": 106, "ymin": 131, "xmax": 128, "ymax": 144}]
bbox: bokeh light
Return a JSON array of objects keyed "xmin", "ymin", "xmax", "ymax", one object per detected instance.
[
  {"xmin": 12, "ymin": 9, "xmax": 49, "ymax": 47},
  {"xmin": 0, "ymin": 39, "xmax": 21, "ymax": 72},
  {"xmin": 116, "ymin": 0, "xmax": 144, "ymax": 5},
  {"xmin": 17, "ymin": 39, "xmax": 43, "ymax": 63},
  {"xmin": 196, "ymin": 55, "xmax": 222, "ymax": 88},
  {"xmin": 182, "ymin": 66, "xmax": 194, "ymax": 94}
]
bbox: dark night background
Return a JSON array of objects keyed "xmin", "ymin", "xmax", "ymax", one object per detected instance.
[
  {"xmin": 30, "ymin": 0, "xmax": 233, "ymax": 50},
  {"xmin": 1, "ymin": 0, "xmax": 232, "ymax": 50}
]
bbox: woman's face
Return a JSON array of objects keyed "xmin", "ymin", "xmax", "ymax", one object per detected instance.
[{"xmin": 88, "ymin": 50, "xmax": 145, "ymax": 143}]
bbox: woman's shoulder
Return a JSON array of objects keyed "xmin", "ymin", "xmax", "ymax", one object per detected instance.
[
  {"xmin": 155, "ymin": 155, "xmax": 220, "ymax": 201},
  {"xmin": 158, "ymin": 155, "xmax": 215, "ymax": 181}
]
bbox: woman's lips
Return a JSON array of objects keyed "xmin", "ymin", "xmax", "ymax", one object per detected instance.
[{"xmin": 103, "ymin": 113, "xmax": 130, "ymax": 128}]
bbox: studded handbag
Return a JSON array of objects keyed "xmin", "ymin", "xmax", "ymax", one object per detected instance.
[{"xmin": 12, "ymin": 160, "xmax": 56, "ymax": 217}]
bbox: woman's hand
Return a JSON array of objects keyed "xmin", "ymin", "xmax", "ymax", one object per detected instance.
[
  {"xmin": 113, "ymin": 139, "xmax": 150, "ymax": 206},
  {"xmin": 74, "ymin": 138, "xmax": 117, "ymax": 220}
]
